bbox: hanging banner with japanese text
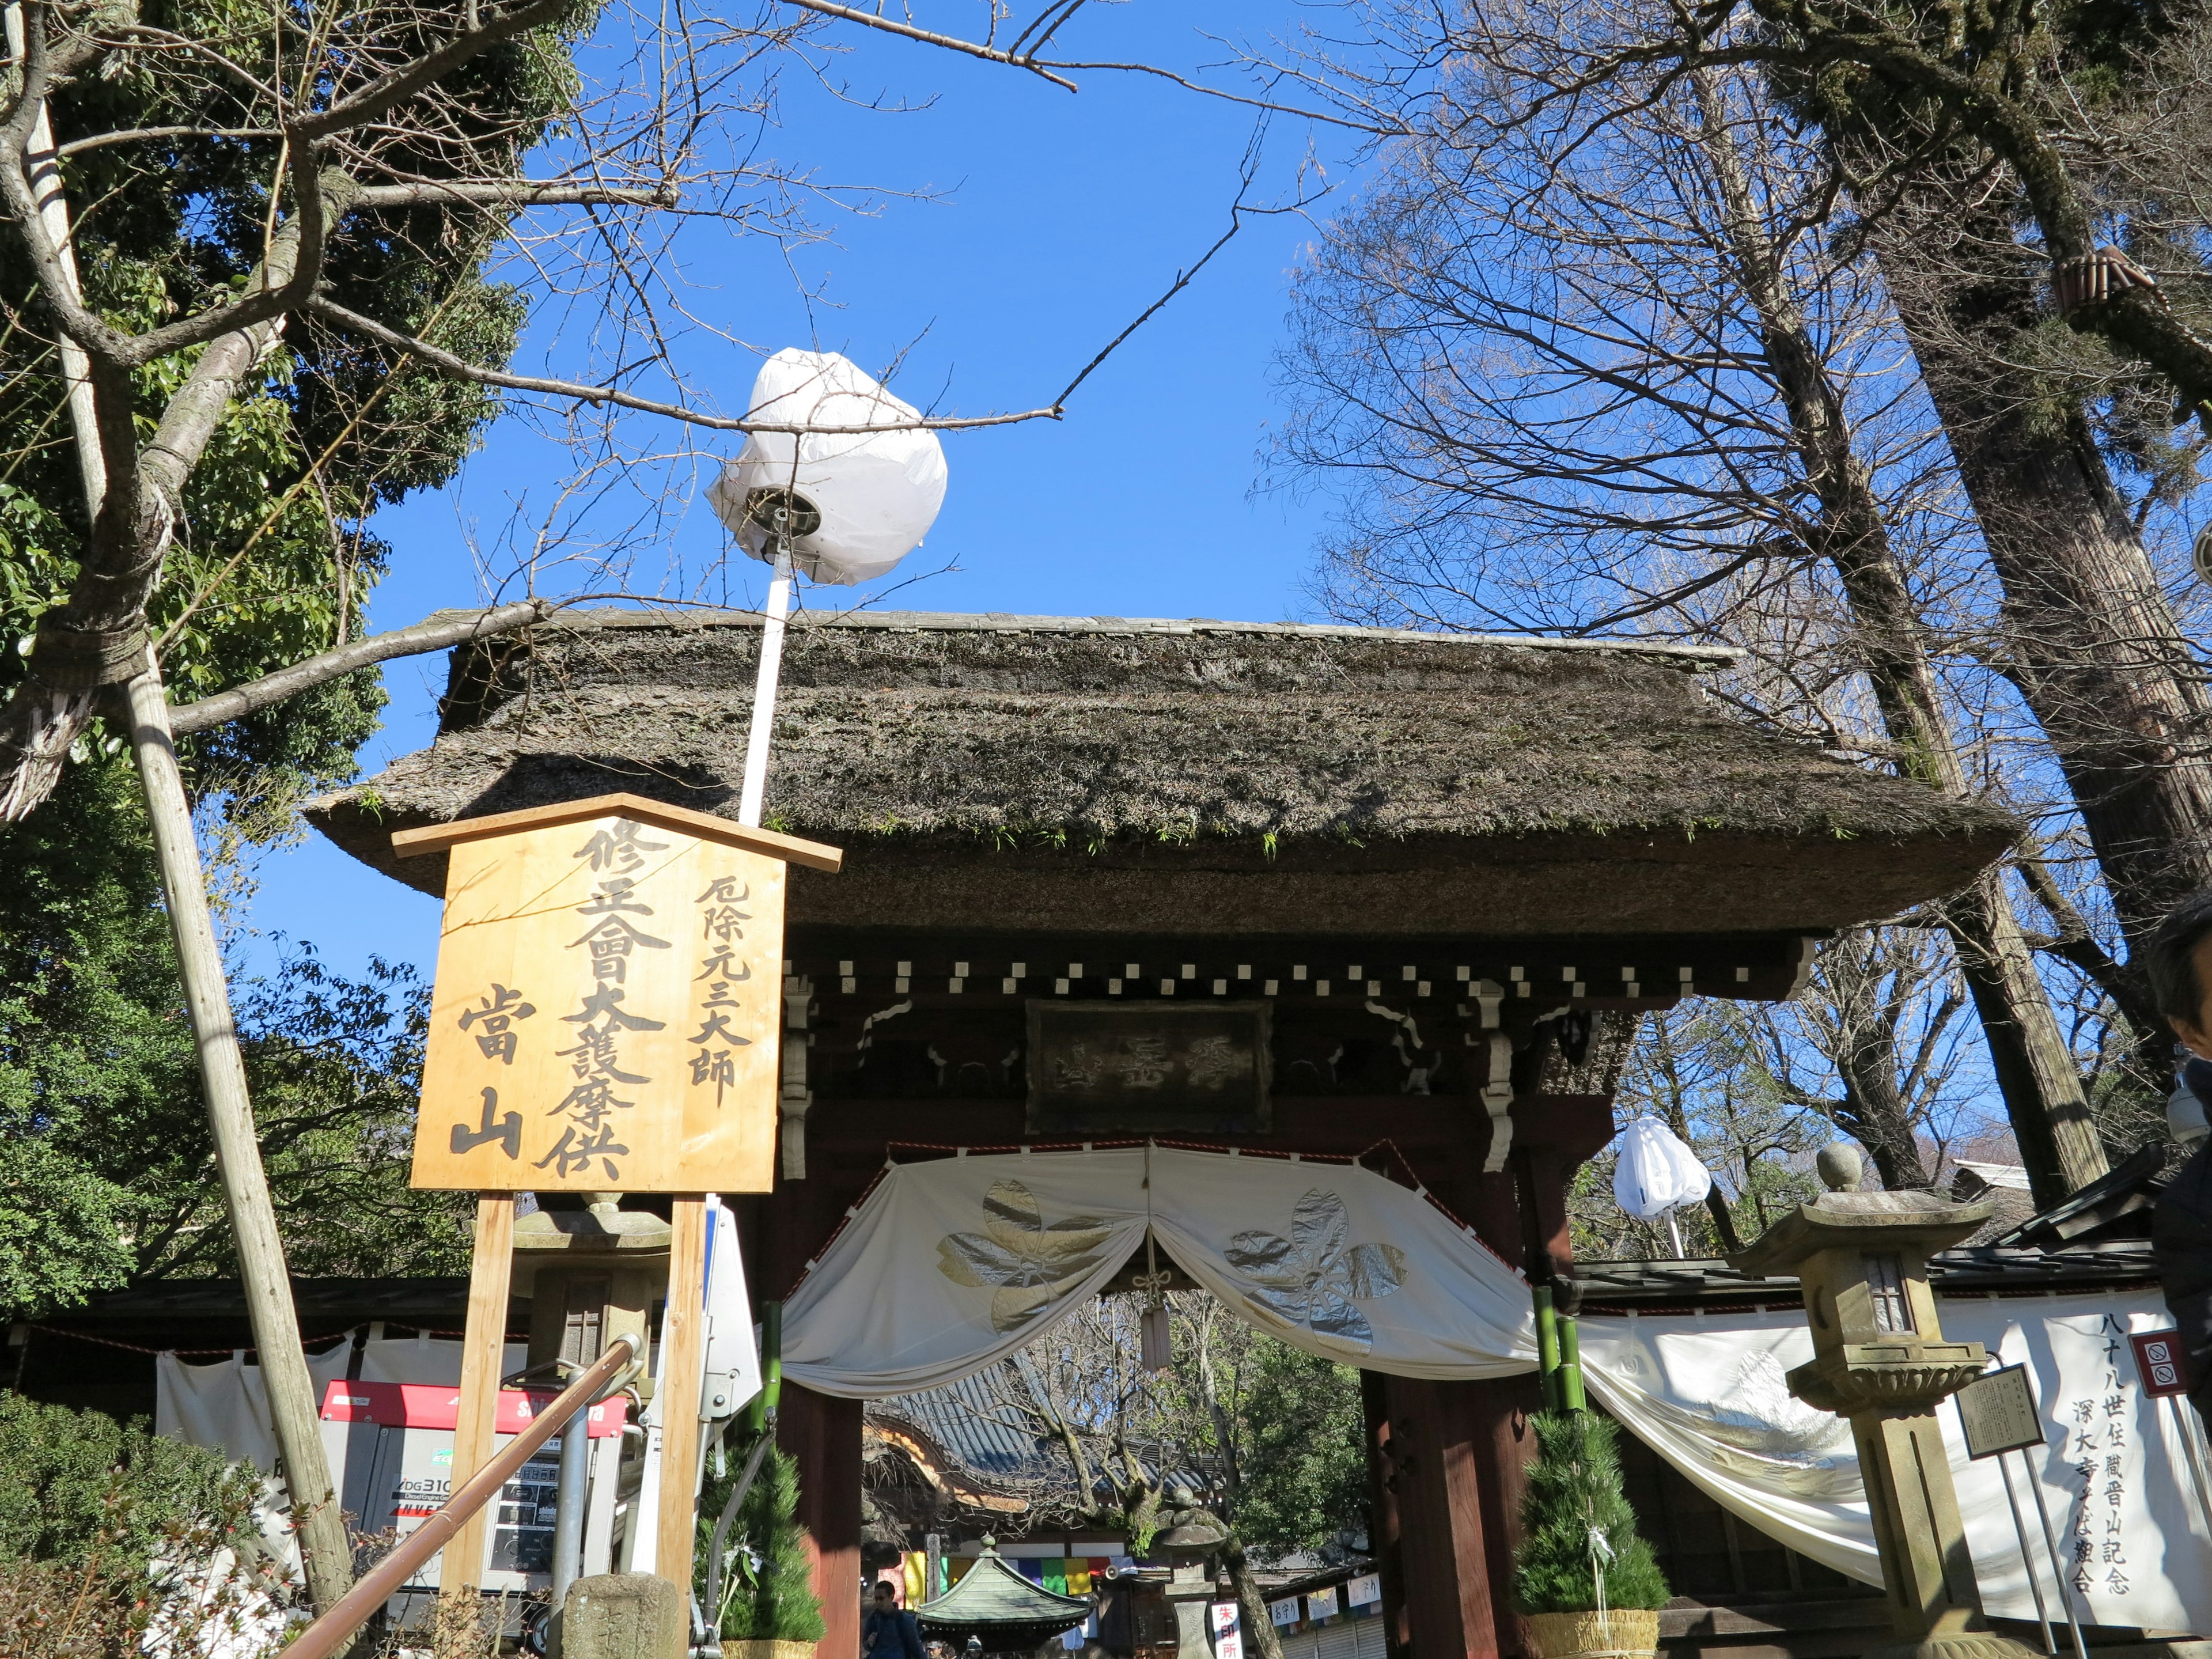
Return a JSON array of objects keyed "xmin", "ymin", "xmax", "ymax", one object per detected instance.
[
  {"xmin": 399, "ymin": 797, "xmax": 838, "ymax": 1193},
  {"xmin": 1578, "ymin": 1294, "xmax": 2212, "ymax": 1632}
]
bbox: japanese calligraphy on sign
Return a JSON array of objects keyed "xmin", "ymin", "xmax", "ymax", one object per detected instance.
[
  {"xmin": 1027, "ymin": 1002, "xmax": 1271, "ymax": 1134},
  {"xmin": 2067, "ymin": 1314, "xmax": 2136, "ymax": 1600},
  {"xmin": 396, "ymin": 796, "xmax": 840, "ymax": 1192}
]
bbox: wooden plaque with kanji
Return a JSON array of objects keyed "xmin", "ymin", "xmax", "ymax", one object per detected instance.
[{"xmin": 395, "ymin": 794, "xmax": 841, "ymax": 1193}]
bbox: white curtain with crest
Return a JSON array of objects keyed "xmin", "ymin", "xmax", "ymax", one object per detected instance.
[
  {"xmin": 778, "ymin": 1149, "xmax": 2212, "ymax": 1631},
  {"xmin": 777, "ymin": 1145, "xmax": 1540, "ymax": 1397},
  {"xmin": 1580, "ymin": 1295, "xmax": 2212, "ymax": 1631}
]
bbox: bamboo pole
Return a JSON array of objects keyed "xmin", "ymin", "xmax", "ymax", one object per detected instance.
[
  {"xmin": 283, "ymin": 1332, "xmax": 639, "ymax": 1659},
  {"xmin": 440, "ymin": 1194, "xmax": 517, "ymax": 1609},
  {"xmin": 124, "ymin": 668, "xmax": 353, "ymax": 1612},
  {"xmin": 1531, "ymin": 1283, "xmax": 1560, "ymax": 1412}
]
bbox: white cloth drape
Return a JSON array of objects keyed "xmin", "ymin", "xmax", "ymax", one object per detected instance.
[
  {"xmin": 155, "ymin": 1342, "xmax": 362, "ymax": 1580},
  {"xmin": 783, "ymin": 1154, "xmax": 2212, "ymax": 1629},
  {"xmin": 153, "ymin": 1336, "xmax": 527, "ymax": 1469},
  {"xmin": 1581, "ymin": 1294, "xmax": 2212, "ymax": 1632},
  {"xmin": 779, "ymin": 1146, "xmax": 1539, "ymax": 1396},
  {"xmin": 149, "ymin": 1150, "xmax": 2183, "ymax": 1628},
  {"xmin": 154, "ymin": 1343, "xmax": 358, "ymax": 1476}
]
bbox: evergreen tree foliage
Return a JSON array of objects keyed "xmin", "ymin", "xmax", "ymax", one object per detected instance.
[
  {"xmin": 0, "ymin": 0, "xmax": 580, "ymax": 1308},
  {"xmin": 1513, "ymin": 1412, "xmax": 1669, "ymax": 1615},
  {"xmin": 0, "ymin": 758, "xmax": 467, "ymax": 1315},
  {"xmin": 0, "ymin": 1395, "xmax": 258, "ymax": 1573},
  {"xmin": 699, "ymin": 1438, "xmax": 827, "ymax": 1642},
  {"xmin": 1227, "ymin": 1342, "xmax": 1369, "ymax": 1559}
]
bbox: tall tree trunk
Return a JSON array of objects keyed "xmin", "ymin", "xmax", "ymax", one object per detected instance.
[
  {"xmin": 1876, "ymin": 191, "xmax": 2212, "ymax": 967},
  {"xmin": 1220, "ymin": 1530, "xmax": 1286, "ymax": 1659},
  {"xmin": 1695, "ymin": 75, "xmax": 2106, "ymax": 1202}
]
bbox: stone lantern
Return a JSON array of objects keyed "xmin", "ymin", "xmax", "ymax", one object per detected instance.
[
  {"xmin": 511, "ymin": 1192, "xmax": 671, "ymax": 1374},
  {"xmin": 1730, "ymin": 1147, "xmax": 2035, "ymax": 1659},
  {"xmin": 1153, "ymin": 1486, "xmax": 1229, "ymax": 1659}
]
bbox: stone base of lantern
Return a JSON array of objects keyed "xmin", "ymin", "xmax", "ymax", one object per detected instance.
[
  {"xmin": 1163, "ymin": 1568, "xmax": 1217, "ymax": 1659},
  {"xmin": 1865, "ymin": 1633, "xmax": 2047, "ymax": 1659}
]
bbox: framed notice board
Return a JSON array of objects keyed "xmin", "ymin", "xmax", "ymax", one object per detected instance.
[{"xmin": 1953, "ymin": 1364, "xmax": 2047, "ymax": 1459}]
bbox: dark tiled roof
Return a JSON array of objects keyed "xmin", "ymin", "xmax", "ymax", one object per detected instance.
[
  {"xmin": 1573, "ymin": 1238, "xmax": 2157, "ymax": 1314},
  {"xmin": 873, "ymin": 1372, "xmax": 1059, "ymax": 1483}
]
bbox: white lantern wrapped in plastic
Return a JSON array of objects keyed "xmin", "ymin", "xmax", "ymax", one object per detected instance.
[
  {"xmin": 706, "ymin": 348, "xmax": 949, "ymax": 585},
  {"xmin": 1612, "ymin": 1118, "xmax": 1713, "ymax": 1222}
]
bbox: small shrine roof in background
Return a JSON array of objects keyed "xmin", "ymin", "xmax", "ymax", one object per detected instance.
[{"xmin": 914, "ymin": 1536, "xmax": 1092, "ymax": 1649}]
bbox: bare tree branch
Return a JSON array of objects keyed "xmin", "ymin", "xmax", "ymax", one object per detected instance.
[
  {"xmin": 775, "ymin": 0, "xmax": 1080, "ymax": 90},
  {"xmin": 309, "ymin": 296, "xmax": 1069, "ymax": 431},
  {"xmin": 352, "ymin": 182, "xmax": 678, "ymax": 209},
  {"xmin": 166, "ymin": 600, "xmax": 554, "ymax": 734}
]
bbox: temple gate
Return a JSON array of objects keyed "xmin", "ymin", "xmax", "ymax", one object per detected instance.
[{"xmin": 311, "ymin": 609, "xmax": 2010, "ymax": 1659}]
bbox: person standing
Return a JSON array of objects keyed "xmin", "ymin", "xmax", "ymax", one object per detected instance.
[
  {"xmin": 2141, "ymin": 892, "xmax": 2212, "ymax": 1419},
  {"xmin": 865, "ymin": 1580, "xmax": 927, "ymax": 1659}
]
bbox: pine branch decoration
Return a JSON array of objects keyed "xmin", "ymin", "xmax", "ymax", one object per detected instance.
[{"xmin": 1513, "ymin": 1411, "xmax": 1671, "ymax": 1615}]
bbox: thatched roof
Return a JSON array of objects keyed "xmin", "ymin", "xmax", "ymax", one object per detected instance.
[{"xmin": 306, "ymin": 608, "xmax": 2014, "ymax": 937}]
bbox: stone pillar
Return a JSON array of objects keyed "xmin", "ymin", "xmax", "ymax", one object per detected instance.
[
  {"xmin": 1164, "ymin": 1564, "xmax": 1215, "ymax": 1659},
  {"xmin": 781, "ymin": 1382, "xmax": 862, "ymax": 1659},
  {"xmin": 1730, "ymin": 1161, "xmax": 2040, "ymax": 1659}
]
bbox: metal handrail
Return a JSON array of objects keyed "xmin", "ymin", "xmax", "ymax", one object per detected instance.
[{"xmin": 281, "ymin": 1332, "xmax": 641, "ymax": 1659}]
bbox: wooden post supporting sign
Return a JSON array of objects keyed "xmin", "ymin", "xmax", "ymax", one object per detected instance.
[
  {"xmin": 657, "ymin": 1195, "xmax": 711, "ymax": 1590},
  {"xmin": 440, "ymin": 1193, "xmax": 516, "ymax": 1601},
  {"xmin": 393, "ymin": 794, "xmax": 840, "ymax": 1628}
]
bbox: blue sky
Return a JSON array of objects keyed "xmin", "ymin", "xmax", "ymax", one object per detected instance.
[{"xmin": 233, "ymin": 3, "xmax": 1369, "ymax": 984}]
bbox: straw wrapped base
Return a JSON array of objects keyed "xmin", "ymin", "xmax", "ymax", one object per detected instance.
[
  {"xmin": 1525, "ymin": 1609, "xmax": 1661, "ymax": 1659},
  {"xmin": 726, "ymin": 1641, "xmax": 819, "ymax": 1659}
]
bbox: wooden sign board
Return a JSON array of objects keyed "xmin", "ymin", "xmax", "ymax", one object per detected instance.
[
  {"xmin": 1954, "ymin": 1363, "xmax": 2047, "ymax": 1459},
  {"xmin": 1026, "ymin": 1001, "xmax": 1272, "ymax": 1135},
  {"xmin": 396, "ymin": 794, "xmax": 840, "ymax": 1194}
]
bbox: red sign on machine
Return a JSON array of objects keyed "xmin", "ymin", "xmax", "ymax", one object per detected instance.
[
  {"xmin": 317, "ymin": 1379, "xmax": 624, "ymax": 1436},
  {"xmin": 2129, "ymin": 1330, "xmax": 2191, "ymax": 1398}
]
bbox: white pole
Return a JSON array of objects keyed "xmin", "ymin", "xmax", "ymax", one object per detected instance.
[
  {"xmin": 2017, "ymin": 1447, "xmax": 2089, "ymax": 1659},
  {"xmin": 1997, "ymin": 1452, "xmax": 2056, "ymax": 1654},
  {"xmin": 736, "ymin": 546, "xmax": 794, "ymax": 829}
]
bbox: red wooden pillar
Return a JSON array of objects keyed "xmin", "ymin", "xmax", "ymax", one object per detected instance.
[
  {"xmin": 1464, "ymin": 1374, "xmax": 1541, "ymax": 1657},
  {"xmin": 1366, "ymin": 1093, "xmax": 1610, "ymax": 1659},
  {"xmin": 781, "ymin": 1381, "xmax": 862, "ymax": 1659},
  {"xmin": 1369, "ymin": 1370, "xmax": 1516, "ymax": 1659},
  {"xmin": 1363, "ymin": 1370, "xmax": 1411, "ymax": 1657}
]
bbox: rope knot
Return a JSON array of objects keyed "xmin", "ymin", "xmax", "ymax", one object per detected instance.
[{"xmin": 29, "ymin": 619, "xmax": 149, "ymax": 689}]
